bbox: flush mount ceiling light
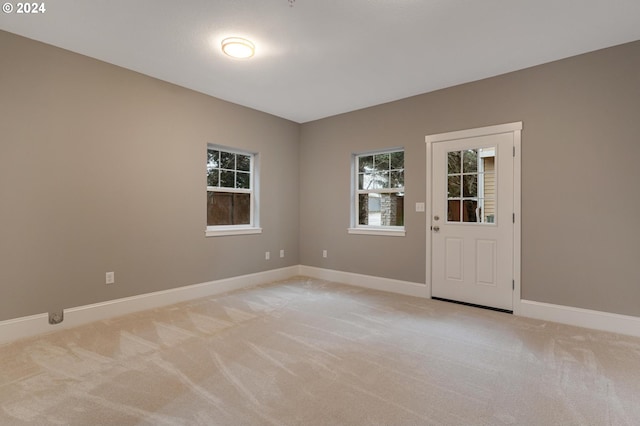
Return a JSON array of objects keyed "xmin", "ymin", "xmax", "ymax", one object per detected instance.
[{"xmin": 221, "ymin": 37, "xmax": 255, "ymax": 59}]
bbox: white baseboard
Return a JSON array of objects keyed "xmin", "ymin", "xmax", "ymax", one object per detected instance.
[
  {"xmin": 520, "ymin": 299, "xmax": 640, "ymax": 338},
  {"xmin": 3, "ymin": 266, "xmax": 639, "ymax": 344},
  {"xmin": 300, "ymin": 266, "xmax": 640, "ymax": 338},
  {"xmin": 298, "ymin": 265, "xmax": 428, "ymax": 298},
  {"xmin": 0, "ymin": 313, "xmax": 50, "ymax": 345},
  {"xmin": 0, "ymin": 266, "xmax": 299, "ymax": 345}
]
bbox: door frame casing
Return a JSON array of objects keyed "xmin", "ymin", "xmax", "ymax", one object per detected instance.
[{"xmin": 425, "ymin": 122, "xmax": 522, "ymax": 315}]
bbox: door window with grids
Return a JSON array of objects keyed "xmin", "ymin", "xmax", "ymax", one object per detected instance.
[{"xmin": 447, "ymin": 148, "xmax": 496, "ymax": 223}]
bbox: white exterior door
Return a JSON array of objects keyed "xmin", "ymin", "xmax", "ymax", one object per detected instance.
[{"xmin": 426, "ymin": 123, "xmax": 521, "ymax": 311}]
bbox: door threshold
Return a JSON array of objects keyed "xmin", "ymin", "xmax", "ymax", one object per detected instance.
[{"xmin": 432, "ymin": 297, "xmax": 513, "ymax": 314}]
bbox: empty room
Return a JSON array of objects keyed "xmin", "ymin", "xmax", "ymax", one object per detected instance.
[{"xmin": 1, "ymin": 1, "xmax": 640, "ymax": 424}]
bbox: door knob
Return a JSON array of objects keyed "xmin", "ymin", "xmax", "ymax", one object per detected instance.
[{"xmin": 433, "ymin": 226, "xmax": 440, "ymax": 232}]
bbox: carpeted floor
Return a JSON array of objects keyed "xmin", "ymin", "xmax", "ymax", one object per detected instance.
[{"xmin": 1, "ymin": 276, "xmax": 639, "ymax": 425}]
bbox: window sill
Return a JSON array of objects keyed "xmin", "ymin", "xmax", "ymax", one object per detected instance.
[
  {"xmin": 347, "ymin": 227, "xmax": 406, "ymax": 237},
  {"xmin": 205, "ymin": 227, "xmax": 262, "ymax": 237}
]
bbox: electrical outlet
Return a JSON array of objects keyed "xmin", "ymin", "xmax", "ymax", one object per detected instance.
[
  {"xmin": 280, "ymin": 249, "xmax": 285, "ymax": 258},
  {"xmin": 48, "ymin": 311, "xmax": 64, "ymax": 325},
  {"xmin": 106, "ymin": 271, "xmax": 115, "ymax": 284},
  {"xmin": 265, "ymin": 251, "xmax": 270, "ymax": 260},
  {"xmin": 322, "ymin": 250, "xmax": 327, "ymax": 258}
]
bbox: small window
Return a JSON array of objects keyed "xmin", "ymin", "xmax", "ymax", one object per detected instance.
[
  {"xmin": 206, "ymin": 145, "xmax": 261, "ymax": 237},
  {"xmin": 349, "ymin": 149, "xmax": 405, "ymax": 236}
]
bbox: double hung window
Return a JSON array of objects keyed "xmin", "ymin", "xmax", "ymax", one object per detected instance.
[
  {"xmin": 349, "ymin": 149, "xmax": 405, "ymax": 236},
  {"xmin": 206, "ymin": 145, "xmax": 260, "ymax": 236}
]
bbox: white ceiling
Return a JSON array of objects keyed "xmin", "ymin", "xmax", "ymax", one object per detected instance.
[{"xmin": 1, "ymin": 0, "xmax": 639, "ymax": 123}]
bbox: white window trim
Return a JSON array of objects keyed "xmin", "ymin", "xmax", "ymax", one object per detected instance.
[
  {"xmin": 206, "ymin": 145, "xmax": 261, "ymax": 237},
  {"xmin": 347, "ymin": 227, "xmax": 406, "ymax": 237},
  {"xmin": 349, "ymin": 148, "xmax": 406, "ymax": 237},
  {"xmin": 205, "ymin": 226, "xmax": 262, "ymax": 237}
]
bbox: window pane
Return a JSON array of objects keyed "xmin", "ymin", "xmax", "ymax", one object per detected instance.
[
  {"xmin": 363, "ymin": 172, "xmax": 387, "ymax": 190},
  {"xmin": 360, "ymin": 173, "xmax": 379, "ymax": 190},
  {"xmin": 208, "ymin": 192, "xmax": 230, "ymax": 225},
  {"xmin": 234, "ymin": 193, "xmax": 251, "ymax": 224},
  {"xmin": 448, "ymin": 151, "xmax": 461, "ymax": 174},
  {"xmin": 374, "ymin": 153, "xmax": 390, "ymax": 172},
  {"xmin": 207, "ymin": 149, "xmax": 220, "ymax": 187},
  {"xmin": 448, "ymin": 199, "xmax": 461, "ymax": 222},
  {"xmin": 236, "ymin": 172, "xmax": 250, "ymax": 189},
  {"xmin": 358, "ymin": 193, "xmax": 369, "ymax": 225},
  {"xmin": 207, "ymin": 150, "xmax": 219, "ymax": 169},
  {"xmin": 237, "ymin": 154, "xmax": 250, "ymax": 172},
  {"xmin": 207, "ymin": 169, "xmax": 219, "ymax": 187},
  {"xmin": 483, "ymin": 172, "xmax": 496, "ymax": 199},
  {"xmin": 463, "ymin": 149, "xmax": 478, "ymax": 173},
  {"xmin": 380, "ymin": 193, "xmax": 404, "ymax": 226},
  {"xmin": 463, "ymin": 199, "xmax": 478, "ymax": 222},
  {"xmin": 377, "ymin": 171, "xmax": 390, "ymax": 189},
  {"xmin": 478, "ymin": 199, "xmax": 496, "ymax": 223},
  {"xmin": 390, "ymin": 170, "xmax": 404, "ymax": 188},
  {"xmin": 485, "ymin": 212, "xmax": 496, "ymax": 223},
  {"xmin": 390, "ymin": 151, "xmax": 404, "ymax": 170},
  {"xmin": 463, "ymin": 175, "xmax": 477, "ymax": 197},
  {"xmin": 220, "ymin": 170, "xmax": 234, "ymax": 188},
  {"xmin": 359, "ymin": 155, "xmax": 373, "ymax": 173},
  {"xmin": 207, "ymin": 192, "xmax": 251, "ymax": 226},
  {"xmin": 483, "ymin": 173, "xmax": 497, "ymax": 224},
  {"xmin": 358, "ymin": 193, "xmax": 404, "ymax": 226},
  {"xmin": 220, "ymin": 151, "xmax": 235, "ymax": 169},
  {"xmin": 448, "ymin": 175, "xmax": 461, "ymax": 198}
]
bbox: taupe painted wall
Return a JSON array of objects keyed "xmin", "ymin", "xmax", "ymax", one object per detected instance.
[
  {"xmin": 0, "ymin": 31, "xmax": 300, "ymax": 321},
  {"xmin": 300, "ymin": 40, "xmax": 640, "ymax": 317}
]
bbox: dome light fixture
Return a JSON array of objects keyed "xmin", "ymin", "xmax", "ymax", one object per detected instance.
[{"xmin": 221, "ymin": 37, "xmax": 255, "ymax": 59}]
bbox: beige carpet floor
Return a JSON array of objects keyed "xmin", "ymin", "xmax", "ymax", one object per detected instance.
[{"xmin": 1, "ymin": 276, "xmax": 639, "ymax": 425}]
